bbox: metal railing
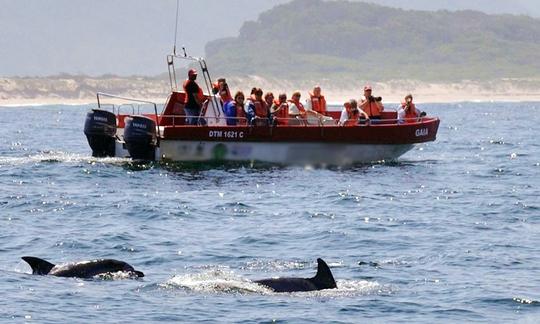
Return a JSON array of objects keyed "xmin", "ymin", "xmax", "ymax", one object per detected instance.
[{"xmin": 96, "ymin": 92, "xmax": 161, "ymax": 138}]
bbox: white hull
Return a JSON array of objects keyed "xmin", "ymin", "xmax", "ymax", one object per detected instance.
[{"xmin": 157, "ymin": 140, "xmax": 414, "ymax": 165}]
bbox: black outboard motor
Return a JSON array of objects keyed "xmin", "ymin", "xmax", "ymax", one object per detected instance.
[
  {"xmin": 123, "ymin": 115, "xmax": 158, "ymax": 161},
  {"xmin": 84, "ymin": 109, "xmax": 117, "ymax": 157}
]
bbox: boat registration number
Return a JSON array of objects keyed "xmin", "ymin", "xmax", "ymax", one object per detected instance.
[
  {"xmin": 208, "ymin": 130, "xmax": 245, "ymax": 139},
  {"xmin": 415, "ymin": 128, "xmax": 429, "ymax": 137}
]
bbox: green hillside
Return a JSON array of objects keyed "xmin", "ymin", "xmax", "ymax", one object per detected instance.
[{"xmin": 205, "ymin": 0, "xmax": 540, "ymax": 81}]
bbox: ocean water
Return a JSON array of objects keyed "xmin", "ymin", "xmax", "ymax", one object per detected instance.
[{"xmin": 0, "ymin": 102, "xmax": 539, "ymax": 323}]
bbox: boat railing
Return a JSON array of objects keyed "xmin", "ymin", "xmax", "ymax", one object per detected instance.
[
  {"xmin": 158, "ymin": 115, "xmax": 431, "ymax": 127},
  {"xmin": 96, "ymin": 92, "xmax": 162, "ymax": 138}
]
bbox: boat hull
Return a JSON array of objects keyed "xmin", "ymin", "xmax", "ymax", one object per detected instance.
[{"xmin": 159, "ymin": 140, "xmax": 415, "ymax": 165}]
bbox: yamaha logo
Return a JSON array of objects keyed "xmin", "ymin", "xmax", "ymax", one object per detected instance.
[
  {"xmin": 132, "ymin": 122, "xmax": 147, "ymax": 129},
  {"xmin": 415, "ymin": 128, "xmax": 429, "ymax": 137}
]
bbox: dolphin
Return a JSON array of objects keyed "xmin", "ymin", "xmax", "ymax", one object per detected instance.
[
  {"xmin": 254, "ymin": 258, "xmax": 337, "ymax": 292},
  {"xmin": 21, "ymin": 256, "xmax": 144, "ymax": 278}
]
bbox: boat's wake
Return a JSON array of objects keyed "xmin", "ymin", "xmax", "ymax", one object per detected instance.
[{"xmin": 0, "ymin": 151, "xmax": 130, "ymax": 167}]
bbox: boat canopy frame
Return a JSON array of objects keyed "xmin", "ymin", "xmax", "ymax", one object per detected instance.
[{"xmin": 166, "ymin": 49, "xmax": 222, "ymax": 119}]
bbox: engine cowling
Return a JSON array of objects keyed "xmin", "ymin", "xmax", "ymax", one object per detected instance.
[
  {"xmin": 123, "ymin": 115, "xmax": 158, "ymax": 161},
  {"xmin": 83, "ymin": 109, "xmax": 117, "ymax": 157}
]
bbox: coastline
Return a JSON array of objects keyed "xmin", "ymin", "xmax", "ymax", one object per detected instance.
[{"xmin": 2, "ymin": 77, "xmax": 540, "ymax": 107}]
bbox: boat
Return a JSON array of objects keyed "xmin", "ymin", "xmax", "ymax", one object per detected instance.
[{"xmin": 83, "ymin": 53, "xmax": 440, "ymax": 166}]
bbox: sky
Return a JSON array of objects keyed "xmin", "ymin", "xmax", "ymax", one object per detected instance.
[{"xmin": 1, "ymin": 0, "xmax": 539, "ymax": 77}]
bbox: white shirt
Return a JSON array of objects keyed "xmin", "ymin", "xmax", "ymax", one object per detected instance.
[{"xmin": 289, "ymin": 102, "xmax": 302, "ymax": 115}]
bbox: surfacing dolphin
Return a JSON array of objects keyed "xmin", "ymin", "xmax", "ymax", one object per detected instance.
[
  {"xmin": 21, "ymin": 256, "xmax": 144, "ymax": 278},
  {"xmin": 255, "ymin": 258, "xmax": 337, "ymax": 292}
]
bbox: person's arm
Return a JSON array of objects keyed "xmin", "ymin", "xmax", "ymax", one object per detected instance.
[{"xmin": 338, "ymin": 109, "xmax": 348, "ymax": 126}]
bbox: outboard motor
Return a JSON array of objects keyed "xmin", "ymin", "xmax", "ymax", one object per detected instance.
[
  {"xmin": 123, "ymin": 115, "xmax": 158, "ymax": 161},
  {"xmin": 84, "ymin": 109, "xmax": 117, "ymax": 157}
]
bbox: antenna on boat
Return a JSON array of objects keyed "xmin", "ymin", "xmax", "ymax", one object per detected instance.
[{"xmin": 173, "ymin": 0, "xmax": 180, "ymax": 55}]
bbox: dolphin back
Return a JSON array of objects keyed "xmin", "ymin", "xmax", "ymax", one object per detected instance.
[
  {"xmin": 22, "ymin": 256, "xmax": 56, "ymax": 275},
  {"xmin": 311, "ymin": 258, "xmax": 337, "ymax": 290}
]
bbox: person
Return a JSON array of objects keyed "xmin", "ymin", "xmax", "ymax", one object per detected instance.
[
  {"xmin": 271, "ymin": 93, "xmax": 289, "ymax": 125},
  {"xmin": 306, "ymin": 85, "xmax": 327, "ymax": 115},
  {"xmin": 359, "ymin": 85, "xmax": 384, "ymax": 121},
  {"xmin": 264, "ymin": 92, "xmax": 274, "ymax": 110},
  {"xmin": 183, "ymin": 69, "xmax": 205, "ymax": 125},
  {"xmin": 217, "ymin": 78, "xmax": 233, "ymax": 104},
  {"xmin": 339, "ymin": 99, "xmax": 369, "ymax": 126},
  {"xmin": 397, "ymin": 94, "xmax": 418, "ymax": 124},
  {"xmin": 223, "ymin": 91, "xmax": 247, "ymax": 126},
  {"xmin": 288, "ymin": 91, "xmax": 307, "ymax": 121},
  {"xmin": 246, "ymin": 88, "xmax": 269, "ymax": 125}
]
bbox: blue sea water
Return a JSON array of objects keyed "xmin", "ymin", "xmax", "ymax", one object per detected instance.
[{"xmin": 0, "ymin": 102, "xmax": 539, "ymax": 323}]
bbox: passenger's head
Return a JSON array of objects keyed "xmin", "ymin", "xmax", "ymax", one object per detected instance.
[
  {"xmin": 292, "ymin": 91, "xmax": 302, "ymax": 101},
  {"xmin": 349, "ymin": 99, "xmax": 358, "ymax": 109},
  {"xmin": 313, "ymin": 86, "xmax": 321, "ymax": 97},
  {"xmin": 344, "ymin": 102, "xmax": 352, "ymax": 110},
  {"xmin": 264, "ymin": 92, "xmax": 274, "ymax": 104},
  {"xmin": 250, "ymin": 87, "xmax": 257, "ymax": 95},
  {"xmin": 278, "ymin": 93, "xmax": 287, "ymax": 103},
  {"xmin": 234, "ymin": 91, "xmax": 245, "ymax": 104},
  {"xmin": 405, "ymin": 93, "xmax": 413, "ymax": 103},
  {"xmin": 364, "ymin": 84, "xmax": 372, "ymax": 96},
  {"xmin": 254, "ymin": 88, "xmax": 263, "ymax": 100},
  {"xmin": 188, "ymin": 69, "xmax": 198, "ymax": 81}
]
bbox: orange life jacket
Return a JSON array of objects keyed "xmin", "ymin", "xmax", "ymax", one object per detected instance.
[
  {"xmin": 183, "ymin": 79, "xmax": 203, "ymax": 104},
  {"xmin": 310, "ymin": 93, "xmax": 327, "ymax": 114},
  {"xmin": 364, "ymin": 99, "xmax": 382, "ymax": 118}
]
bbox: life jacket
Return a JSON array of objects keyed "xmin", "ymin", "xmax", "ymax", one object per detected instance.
[
  {"xmin": 183, "ymin": 79, "xmax": 203, "ymax": 105},
  {"xmin": 252, "ymin": 99, "xmax": 268, "ymax": 118},
  {"xmin": 401, "ymin": 101, "xmax": 418, "ymax": 121},
  {"xmin": 309, "ymin": 93, "xmax": 327, "ymax": 114},
  {"xmin": 288, "ymin": 99, "xmax": 306, "ymax": 116},
  {"xmin": 344, "ymin": 108, "xmax": 360, "ymax": 126},
  {"xmin": 272, "ymin": 99, "xmax": 289, "ymax": 125},
  {"xmin": 236, "ymin": 103, "xmax": 248, "ymax": 126},
  {"xmin": 364, "ymin": 99, "xmax": 382, "ymax": 118}
]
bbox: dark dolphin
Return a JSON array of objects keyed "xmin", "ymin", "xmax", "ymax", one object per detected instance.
[
  {"xmin": 255, "ymin": 258, "xmax": 337, "ymax": 292},
  {"xmin": 22, "ymin": 256, "xmax": 144, "ymax": 278}
]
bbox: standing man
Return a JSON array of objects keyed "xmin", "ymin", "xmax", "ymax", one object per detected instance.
[
  {"xmin": 307, "ymin": 85, "xmax": 327, "ymax": 115},
  {"xmin": 359, "ymin": 85, "xmax": 384, "ymax": 121},
  {"xmin": 183, "ymin": 69, "xmax": 204, "ymax": 125}
]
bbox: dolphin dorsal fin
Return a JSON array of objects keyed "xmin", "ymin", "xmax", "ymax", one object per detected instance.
[
  {"xmin": 22, "ymin": 256, "xmax": 55, "ymax": 275},
  {"xmin": 312, "ymin": 258, "xmax": 337, "ymax": 289}
]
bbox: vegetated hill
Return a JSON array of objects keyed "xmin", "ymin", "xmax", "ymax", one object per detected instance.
[{"xmin": 205, "ymin": 0, "xmax": 540, "ymax": 82}]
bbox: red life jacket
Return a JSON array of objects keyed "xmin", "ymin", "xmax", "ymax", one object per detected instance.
[
  {"xmin": 310, "ymin": 93, "xmax": 327, "ymax": 114},
  {"xmin": 401, "ymin": 102, "xmax": 418, "ymax": 121},
  {"xmin": 288, "ymin": 99, "xmax": 306, "ymax": 115},
  {"xmin": 236, "ymin": 103, "xmax": 247, "ymax": 125},
  {"xmin": 183, "ymin": 79, "xmax": 203, "ymax": 104},
  {"xmin": 344, "ymin": 108, "xmax": 360, "ymax": 126},
  {"xmin": 272, "ymin": 99, "xmax": 289, "ymax": 124},
  {"xmin": 252, "ymin": 99, "xmax": 268, "ymax": 118}
]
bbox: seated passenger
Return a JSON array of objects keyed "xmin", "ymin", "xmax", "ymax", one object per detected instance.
[
  {"xmin": 217, "ymin": 78, "xmax": 233, "ymax": 104},
  {"xmin": 246, "ymin": 88, "xmax": 269, "ymax": 126},
  {"xmin": 359, "ymin": 85, "xmax": 384, "ymax": 121},
  {"xmin": 271, "ymin": 93, "xmax": 289, "ymax": 125},
  {"xmin": 397, "ymin": 94, "xmax": 418, "ymax": 124},
  {"xmin": 306, "ymin": 85, "xmax": 327, "ymax": 115},
  {"xmin": 264, "ymin": 92, "xmax": 274, "ymax": 110},
  {"xmin": 288, "ymin": 91, "xmax": 307, "ymax": 122},
  {"xmin": 223, "ymin": 91, "xmax": 247, "ymax": 126},
  {"xmin": 339, "ymin": 99, "xmax": 369, "ymax": 126}
]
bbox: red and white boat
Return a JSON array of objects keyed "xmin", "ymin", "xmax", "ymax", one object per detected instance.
[{"xmin": 84, "ymin": 54, "xmax": 440, "ymax": 165}]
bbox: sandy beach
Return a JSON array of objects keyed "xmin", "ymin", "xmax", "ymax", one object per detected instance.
[{"xmin": 1, "ymin": 77, "xmax": 540, "ymax": 106}]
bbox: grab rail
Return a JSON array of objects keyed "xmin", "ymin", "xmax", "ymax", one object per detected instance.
[{"xmin": 96, "ymin": 92, "xmax": 161, "ymax": 138}]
